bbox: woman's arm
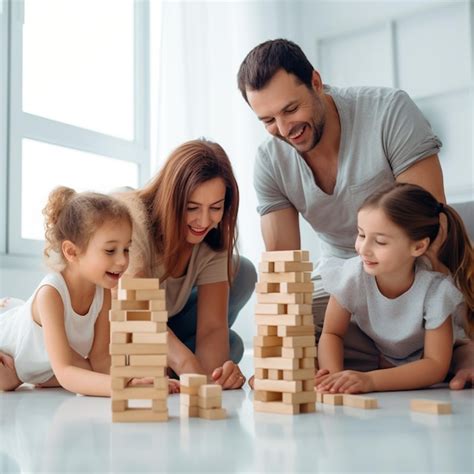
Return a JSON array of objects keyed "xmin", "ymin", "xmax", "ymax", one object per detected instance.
[
  {"xmin": 88, "ymin": 289, "xmax": 111, "ymax": 375},
  {"xmin": 36, "ymin": 286, "xmax": 111, "ymax": 397},
  {"xmin": 166, "ymin": 327, "xmax": 206, "ymax": 376}
]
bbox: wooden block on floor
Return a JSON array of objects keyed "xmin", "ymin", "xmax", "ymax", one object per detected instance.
[
  {"xmin": 198, "ymin": 407, "xmax": 227, "ymax": 420},
  {"xmin": 255, "ymin": 303, "xmax": 287, "ymax": 315},
  {"xmin": 132, "ymin": 332, "xmax": 167, "ymax": 344},
  {"xmin": 198, "ymin": 396, "xmax": 222, "ymax": 409},
  {"xmin": 323, "ymin": 393, "xmax": 344, "ymax": 405},
  {"xmin": 279, "ymin": 282, "xmax": 314, "ymax": 293},
  {"xmin": 254, "ymin": 400, "xmax": 300, "ymax": 415},
  {"xmin": 111, "ymin": 366, "xmax": 166, "ymax": 377},
  {"xmin": 258, "ymin": 261, "xmax": 274, "ymax": 273},
  {"xmin": 129, "ymin": 354, "xmax": 167, "ymax": 366},
  {"xmin": 255, "ymin": 282, "xmax": 280, "ymax": 294},
  {"xmin": 198, "ymin": 384, "xmax": 222, "ymax": 398},
  {"xmin": 410, "ymin": 399, "xmax": 451, "ymax": 415},
  {"xmin": 111, "ymin": 355, "xmax": 127, "ymax": 367},
  {"xmin": 257, "ymin": 325, "xmax": 278, "ymax": 336},
  {"xmin": 283, "ymin": 391, "xmax": 316, "ymax": 404},
  {"xmin": 180, "ymin": 404, "xmax": 199, "ymax": 417},
  {"xmin": 119, "ymin": 276, "xmax": 160, "ymax": 291},
  {"xmin": 111, "ymin": 321, "xmax": 162, "ymax": 333},
  {"xmin": 255, "ymin": 314, "xmax": 303, "ymax": 327},
  {"xmin": 253, "ymin": 335, "xmax": 282, "ymax": 347},
  {"xmin": 259, "ymin": 272, "xmax": 310, "ymax": 283},
  {"xmin": 315, "ymin": 391, "xmax": 324, "ymax": 403},
  {"xmin": 112, "ymin": 408, "xmax": 168, "ymax": 422},
  {"xmin": 254, "ymin": 378, "xmax": 303, "ymax": 393},
  {"xmin": 111, "ymin": 377, "xmax": 127, "ymax": 390},
  {"xmin": 262, "ymin": 250, "xmax": 309, "ymax": 262},
  {"xmin": 274, "ymin": 261, "xmax": 313, "ymax": 273},
  {"xmin": 343, "ymin": 394, "xmax": 378, "ymax": 409},
  {"xmin": 254, "ymin": 357, "xmax": 299, "ymax": 371},
  {"xmin": 180, "ymin": 374, "xmax": 207, "ymax": 387},
  {"xmin": 281, "ymin": 347, "xmax": 304, "ymax": 359},
  {"xmin": 257, "ymin": 293, "xmax": 306, "ymax": 304},
  {"xmin": 286, "ymin": 304, "xmax": 313, "ymax": 315},
  {"xmin": 180, "ymin": 393, "xmax": 199, "ymax": 407},
  {"xmin": 282, "ymin": 368, "xmax": 314, "ymax": 381},
  {"xmin": 110, "ymin": 343, "xmax": 167, "ymax": 355},
  {"xmin": 277, "ymin": 324, "xmax": 315, "ymax": 337},
  {"xmin": 283, "ymin": 335, "xmax": 315, "ymax": 348},
  {"xmin": 111, "ymin": 387, "xmax": 167, "ymax": 401},
  {"xmin": 267, "ymin": 369, "xmax": 282, "ymax": 380},
  {"xmin": 135, "ymin": 289, "xmax": 166, "ymax": 301},
  {"xmin": 111, "ymin": 399, "xmax": 128, "ymax": 412},
  {"xmin": 254, "ymin": 390, "xmax": 282, "ymax": 402}
]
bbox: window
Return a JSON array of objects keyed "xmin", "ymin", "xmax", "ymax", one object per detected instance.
[{"xmin": 2, "ymin": 0, "xmax": 150, "ymax": 257}]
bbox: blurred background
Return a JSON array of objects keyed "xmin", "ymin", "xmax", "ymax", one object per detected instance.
[{"xmin": 0, "ymin": 0, "xmax": 472, "ymax": 343}]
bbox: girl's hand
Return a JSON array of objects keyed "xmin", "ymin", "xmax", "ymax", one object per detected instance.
[
  {"xmin": 0, "ymin": 351, "xmax": 15, "ymax": 371},
  {"xmin": 126, "ymin": 377, "xmax": 180, "ymax": 394},
  {"xmin": 314, "ymin": 368, "xmax": 330, "ymax": 386},
  {"xmin": 211, "ymin": 360, "xmax": 246, "ymax": 389},
  {"xmin": 167, "ymin": 378, "xmax": 180, "ymax": 394},
  {"xmin": 316, "ymin": 370, "xmax": 375, "ymax": 394}
]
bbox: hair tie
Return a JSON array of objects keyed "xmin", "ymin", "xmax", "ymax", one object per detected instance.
[{"xmin": 437, "ymin": 202, "xmax": 444, "ymax": 214}]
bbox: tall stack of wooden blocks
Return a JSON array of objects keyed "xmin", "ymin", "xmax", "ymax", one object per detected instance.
[
  {"xmin": 110, "ymin": 276, "xmax": 169, "ymax": 422},
  {"xmin": 254, "ymin": 250, "xmax": 317, "ymax": 415}
]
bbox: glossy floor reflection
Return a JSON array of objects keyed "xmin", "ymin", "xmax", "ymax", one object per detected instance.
[{"xmin": 0, "ymin": 352, "xmax": 473, "ymax": 473}]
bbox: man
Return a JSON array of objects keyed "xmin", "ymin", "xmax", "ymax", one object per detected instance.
[{"xmin": 237, "ymin": 38, "xmax": 472, "ymax": 389}]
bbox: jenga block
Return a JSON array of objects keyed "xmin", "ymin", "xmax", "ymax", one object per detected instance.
[
  {"xmin": 410, "ymin": 399, "xmax": 451, "ymax": 415},
  {"xmin": 180, "ymin": 393, "xmax": 199, "ymax": 407},
  {"xmin": 112, "ymin": 408, "xmax": 168, "ymax": 422},
  {"xmin": 323, "ymin": 393, "xmax": 344, "ymax": 405},
  {"xmin": 150, "ymin": 311, "xmax": 168, "ymax": 323},
  {"xmin": 119, "ymin": 276, "xmax": 160, "ymax": 291},
  {"xmin": 180, "ymin": 404, "xmax": 199, "ymax": 417},
  {"xmin": 111, "ymin": 355, "xmax": 127, "ymax": 367},
  {"xmin": 257, "ymin": 325, "xmax": 278, "ymax": 336},
  {"xmin": 255, "ymin": 314, "xmax": 304, "ymax": 326},
  {"xmin": 343, "ymin": 394, "xmax": 378, "ymax": 409},
  {"xmin": 112, "ymin": 299, "xmax": 149, "ymax": 311},
  {"xmin": 281, "ymin": 347, "xmax": 304, "ymax": 359},
  {"xmin": 267, "ymin": 369, "xmax": 282, "ymax": 380},
  {"xmin": 283, "ymin": 391, "xmax": 316, "ymax": 404},
  {"xmin": 259, "ymin": 272, "xmax": 311, "ymax": 283},
  {"xmin": 283, "ymin": 335, "xmax": 315, "ymax": 348},
  {"xmin": 304, "ymin": 346, "xmax": 317, "ymax": 358},
  {"xmin": 299, "ymin": 358, "xmax": 315, "ymax": 369},
  {"xmin": 254, "ymin": 345, "xmax": 281, "ymax": 358},
  {"xmin": 300, "ymin": 402, "xmax": 316, "ymax": 413},
  {"xmin": 111, "ymin": 378, "xmax": 127, "ymax": 390},
  {"xmin": 279, "ymin": 282, "xmax": 314, "ymax": 293},
  {"xmin": 286, "ymin": 304, "xmax": 312, "ymax": 315},
  {"xmin": 111, "ymin": 387, "xmax": 167, "ymax": 400},
  {"xmin": 254, "ymin": 357, "xmax": 299, "ymax": 370},
  {"xmin": 198, "ymin": 384, "xmax": 222, "ymax": 398},
  {"xmin": 257, "ymin": 293, "xmax": 306, "ymax": 304},
  {"xmin": 255, "ymin": 282, "xmax": 280, "ymax": 293},
  {"xmin": 303, "ymin": 379, "xmax": 314, "ymax": 391},
  {"xmin": 253, "ymin": 335, "xmax": 282, "ymax": 347},
  {"xmin": 255, "ymin": 303, "xmax": 287, "ymax": 315},
  {"xmin": 110, "ymin": 343, "xmax": 167, "ymax": 355},
  {"xmin": 129, "ymin": 354, "xmax": 167, "ymax": 367},
  {"xmin": 135, "ymin": 289, "xmax": 166, "ymax": 301},
  {"xmin": 254, "ymin": 379, "xmax": 303, "ymax": 393},
  {"xmin": 277, "ymin": 325, "xmax": 315, "ymax": 337},
  {"xmin": 282, "ymin": 368, "xmax": 314, "ymax": 381},
  {"xmin": 111, "ymin": 321, "xmax": 162, "ymax": 333},
  {"xmin": 109, "ymin": 310, "xmax": 127, "ymax": 322},
  {"xmin": 198, "ymin": 407, "xmax": 227, "ymax": 420},
  {"xmin": 254, "ymin": 368, "xmax": 267, "ymax": 379},
  {"xmin": 198, "ymin": 396, "xmax": 221, "ymax": 409},
  {"xmin": 180, "ymin": 374, "xmax": 207, "ymax": 387},
  {"xmin": 153, "ymin": 377, "xmax": 168, "ymax": 389},
  {"xmin": 149, "ymin": 299, "xmax": 167, "ymax": 311},
  {"xmin": 304, "ymin": 293, "xmax": 313, "ymax": 304},
  {"xmin": 302, "ymin": 314, "xmax": 313, "ymax": 325},
  {"xmin": 254, "ymin": 390, "xmax": 282, "ymax": 402},
  {"xmin": 117, "ymin": 289, "xmax": 136, "ymax": 300},
  {"xmin": 315, "ymin": 391, "xmax": 324, "ymax": 403},
  {"xmin": 254, "ymin": 400, "xmax": 300, "ymax": 415},
  {"xmin": 111, "ymin": 400, "xmax": 127, "ymax": 412},
  {"xmin": 111, "ymin": 366, "xmax": 166, "ymax": 377},
  {"xmin": 274, "ymin": 261, "xmax": 313, "ymax": 272},
  {"xmin": 132, "ymin": 332, "xmax": 167, "ymax": 344},
  {"xmin": 111, "ymin": 332, "xmax": 132, "ymax": 344},
  {"xmin": 262, "ymin": 250, "xmax": 309, "ymax": 262},
  {"xmin": 180, "ymin": 385, "xmax": 201, "ymax": 395},
  {"xmin": 258, "ymin": 261, "xmax": 274, "ymax": 273},
  {"xmin": 152, "ymin": 399, "xmax": 168, "ymax": 412}
]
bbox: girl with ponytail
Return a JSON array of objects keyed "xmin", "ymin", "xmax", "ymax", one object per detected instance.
[{"xmin": 316, "ymin": 182, "xmax": 472, "ymax": 393}]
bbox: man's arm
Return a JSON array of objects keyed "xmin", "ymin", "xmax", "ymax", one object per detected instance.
[{"xmin": 260, "ymin": 206, "xmax": 301, "ymax": 251}]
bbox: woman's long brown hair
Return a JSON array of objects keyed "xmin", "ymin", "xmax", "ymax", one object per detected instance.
[{"xmin": 138, "ymin": 139, "xmax": 239, "ymax": 282}]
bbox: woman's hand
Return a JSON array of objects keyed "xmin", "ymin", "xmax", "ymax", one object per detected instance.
[
  {"xmin": 316, "ymin": 370, "xmax": 375, "ymax": 394},
  {"xmin": 211, "ymin": 360, "xmax": 246, "ymax": 389}
]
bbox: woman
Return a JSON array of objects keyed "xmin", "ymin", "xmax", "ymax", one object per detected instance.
[{"xmin": 116, "ymin": 139, "xmax": 256, "ymax": 389}]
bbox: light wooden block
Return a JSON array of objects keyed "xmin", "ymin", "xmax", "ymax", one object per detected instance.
[
  {"xmin": 279, "ymin": 282, "xmax": 314, "ymax": 293},
  {"xmin": 198, "ymin": 384, "xmax": 222, "ymax": 398},
  {"xmin": 259, "ymin": 272, "xmax": 311, "ymax": 283},
  {"xmin": 315, "ymin": 391, "xmax": 324, "ymax": 403},
  {"xmin": 180, "ymin": 393, "xmax": 199, "ymax": 407},
  {"xmin": 180, "ymin": 404, "xmax": 199, "ymax": 417},
  {"xmin": 111, "ymin": 400, "xmax": 127, "ymax": 412},
  {"xmin": 304, "ymin": 346, "xmax": 317, "ymax": 358},
  {"xmin": 410, "ymin": 399, "xmax": 451, "ymax": 415},
  {"xmin": 111, "ymin": 321, "xmax": 161, "ymax": 333},
  {"xmin": 262, "ymin": 250, "xmax": 309, "ymax": 262},
  {"xmin": 152, "ymin": 399, "xmax": 168, "ymax": 412},
  {"xmin": 255, "ymin": 346, "xmax": 281, "ymax": 358},
  {"xmin": 323, "ymin": 393, "xmax": 344, "ymax": 405},
  {"xmin": 180, "ymin": 385, "xmax": 201, "ymax": 395},
  {"xmin": 129, "ymin": 354, "xmax": 167, "ymax": 367},
  {"xmin": 180, "ymin": 373, "xmax": 207, "ymax": 387},
  {"xmin": 116, "ymin": 289, "xmax": 136, "ymax": 301},
  {"xmin": 112, "ymin": 408, "xmax": 168, "ymax": 422},
  {"xmin": 255, "ymin": 282, "xmax": 280, "ymax": 293},
  {"xmin": 111, "ymin": 332, "xmax": 132, "ymax": 344},
  {"xmin": 254, "ymin": 390, "xmax": 282, "ymax": 402},
  {"xmin": 281, "ymin": 347, "xmax": 304, "ymax": 359},
  {"xmin": 254, "ymin": 400, "xmax": 300, "ymax": 415},
  {"xmin": 282, "ymin": 335, "xmax": 315, "ymax": 348},
  {"xmin": 254, "ymin": 357, "xmax": 299, "ymax": 370},
  {"xmin": 267, "ymin": 369, "xmax": 282, "ymax": 380},
  {"xmin": 254, "ymin": 368, "xmax": 268, "ymax": 379},
  {"xmin": 257, "ymin": 325, "xmax": 278, "ymax": 336},
  {"xmin": 119, "ymin": 276, "xmax": 160, "ymax": 291},
  {"xmin": 198, "ymin": 407, "xmax": 227, "ymax": 420},
  {"xmin": 112, "ymin": 387, "xmax": 167, "ymax": 401},
  {"xmin": 254, "ymin": 379, "xmax": 303, "ymax": 393},
  {"xmin": 274, "ymin": 261, "xmax": 313, "ymax": 273},
  {"xmin": 112, "ymin": 299, "xmax": 149, "ymax": 311},
  {"xmin": 110, "ymin": 343, "xmax": 167, "ymax": 355},
  {"xmin": 111, "ymin": 355, "xmax": 127, "ymax": 367},
  {"xmin": 303, "ymin": 379, "xmax": 314, "ymax": 391},
  {"xmin": 132, "ymin": 332, "xmax": 167, "ymax": 344},
  {"xmin": 253, "ymin": 335, "xmax": 282, "ymax": 347},
  {"xmin": 286, "ymin": 304, "xmax": 313, "ymax": 315},
  {"xmin": 255, "ymin": 303, "xmax": 287, "ymax": 315},
  {"xmin": 300, "ymin": 402, "xmax": 316, "ymax": 413},
  {"xmin": 111, "ymin": 378, "xmax": 127, "ymax": 390},
  {"xmin": 257, "ymin": 293, "xmax": 306, "ymax": 304},
  {"xmin": 135, "ymin": 289, "xmax": 166, "ymax": 301},
  {"xmin": 304, "ymin": 293, "xmax": 313, "ymax": 304},
  {"xmin": 282, "ymin": 391, "xmax": 316, "ymax": 404},
  {"xmin": 277, "ymin": 324, "xmax": 315, "ymax": 337},
  {"xmin": 282, "ymin": 368, "xmax": 314, "ymax": 381},
  {"xmin": 299, "ymin": 358, "xmax": 315, "ymax": 369},
  {"xmin": 255, "ymin": 314, "xmax": 304, "ymax": 326},
  {"xmin": 198, "ymin": 396, "xmax": 222, "ymax": 409},
  {"xmin": 343, "ymin": 394, "xmax": 378, "ymax": 409},
  {"xmin": 258, "ymin": 261, "xmax": 274, "ymax": 273},
  {"xmin": 150, "ymin": 311, "xmax": 168, "ymax": 323},
  {"xmin": 109, "ymin": 310, "xmax": 127, "ymax": 322},
  {"xmin": 111, "ymin": 366, "xmax": 166, "ymax": 377},
  {"xmin": 153, "ymin": 377, "xmax": 168, "ymax": 390}
]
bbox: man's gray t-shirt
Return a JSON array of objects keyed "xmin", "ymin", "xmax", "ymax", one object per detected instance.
[
  {"xmin": 320, "ymin": 257, "xmax": 464, "ymax": 366},
  {"xmin": 253, "ymin": 85, "xmax": 442, "ymax": 261}
]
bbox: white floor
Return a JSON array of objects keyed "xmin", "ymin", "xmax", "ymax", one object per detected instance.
[{"xmin": 0, "ymin": 352, "xmax": 473, "ymax": 474}]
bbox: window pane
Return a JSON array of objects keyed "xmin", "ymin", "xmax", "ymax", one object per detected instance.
[
  {"xmin": 23, "ymin": 0, "xmax": 134, "ymax": 139},
  {"xmin": 21, "ymin": 139, "xmax": 139, "ymax": 240}
]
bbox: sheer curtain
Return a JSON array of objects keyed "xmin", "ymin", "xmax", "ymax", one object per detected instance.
[{"xmin": 153, "ymin": 0, "xmax": 300, "ymax": 341}]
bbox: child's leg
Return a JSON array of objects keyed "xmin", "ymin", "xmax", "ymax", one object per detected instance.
[{"xmin": 0, "ymin": 353, "xmax": 22, "ymax": 391}]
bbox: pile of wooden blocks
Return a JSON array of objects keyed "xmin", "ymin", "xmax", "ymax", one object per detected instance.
[
  {"xmin": 109, "ymin": 276, "xmax": 169, "ymax": 422},
  {"xmin": 253, "ymin": 250, "xmax": 317, "ymax": 415},
  {"xmin": 180, "ymin": 374, "xmax": 227, "ymax": 420}
]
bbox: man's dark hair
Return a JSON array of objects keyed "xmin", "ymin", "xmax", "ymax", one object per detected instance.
[{"xmin": 237, "ymin": 39, "xmax": 314, "ymax": 103}]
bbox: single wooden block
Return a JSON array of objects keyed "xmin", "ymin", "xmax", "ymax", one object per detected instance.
[
  {"xmin": 112, "ymin": 408, "xmax": 168, "ymax": 423},
  {"xmin": 111, "ymin": 400, "xmax": 127, "ymax": 412},
  {"xmin": 180, "ymin": 404, "xmax": 199, "ymax": 417},
  {"xmin": 304, "ymin": 293, "xmax": 313, "ymax": 304},
  {"xmin": 304, "ymin": 346, "xmax": 317, "ymax": 358},
  {"xmin": 315, "ymin": 391, "xmax": 324, "ymax": 403},
  {"xmin": 299, "ymin": 358, "xmax": 315, "ymax": 369},
  {"xmin": 111, "ymin": 378, "xmax": 127, "ymax": 390},
  {"xmin": 260, "ymin": 272, "xmax": 311, "ymax": 283},
  {"xmin": 286, "ymin": 304, "xmax": 313, "ymax": 315},
  {"xmin": 300, "ymin": 402, "xmax": 316, "ymax": 413},
  {"xmin": 112, "ymin": 299, "xmax": 149, "ymax": 311},
  {"xmin": 116, "ymin": 289, "xmax": 136, "ymax": 301},
  {"xmin": 110, "ymin": 321, "xmax": 161, "ymax": 334},
  {"xmin": 180, "ymin": 393, "xmax": 199, "ymax": 407},
  {"xmin": 254, "ymin": 379, "xmax": 303, "ymax": 393},
  {"xmin": 282, "ymin": 335, "xmax": 315, "ymax": 348},
  {"xmin": 255, "ymin": 314, "xmax": 303, "ymax": 327},
  {"xmin": 255, "ymin": 303, "xmax": 287, "ymax": 315},
  {"xmin": 111, "ymin": 366, "xmax": 166, "ymax": 377},
  {"xmin": 111, "ymin": 332, "xmax": 132, "ymax": 344},
  {"xmin": 198, "ymin": 384, "xmax": 222, "ymax": 398},
  {"xmin": 132, "ymin": 332, "xmax": 167, "ymax": 344},
  {"xmin": 281, "ymin": 347, "xmax": 304, "ymax": 359},
  {"xmin": 112, "ymin": 387, "xmax": 167, "ymax": 401},
  {"xmin": 267, "ymin": 369, "xmax": 282, "ymax": 380},
  {"xmin": 254, "ymin": 368, "xmax": 268, "ymax": 379},
  {"xmin": 150, "ymin": 311, "xmax": 168, "ymax": 323},
  {"xmin": 303, "ymin": 379, "xmax": 314, "ymax": 391},
  {"xmin": 257, "ymin": 325, "xmax": 278, "ymax": 336},
  {"xmin": 258, "ymin": 261, "xmax": 274, "ymax": 273},
  {"xmin": 110, "ymin": 343, "xmax": 167, "ymax": 355},
  {"xmin": 149, "ymin": 299, "xmax": 167, "ymax": 311},
  {"xmin": 253, "ymin": 335, "xmax": 282, "ymax": 347},
  {"xmin": 111, "ymin": 355, "xmax": 127, "ymax": 367},
  {"xmin": 279, "ymin": 282, "xmax": 314, "ymax": 293},
  {"xmin": 282, "ymin": 391, "xmax": 316, "ymax": 404},
  {"xmin": 123, "ymin": 310, "xmax": 152, "ymax": 321},
  {"xmin": 277, "ymin": 324, "xmax": 315, "ymax": 337},
  {"xmin": 274, "ymin": 261, "xmax": 313, "ymax": 273},
  {"xmin": 180, "ymin": 373, "xmax": 207, "ymax": 387},
  {"xmin": 180, "ymin": 385, "xmax": 201, "ymax": 395},
  {"xmin": 254, "ymin": 400, "xmax": 300, "ymax": 415},
  {"xmin": 109, "ymin": 310, "xmax": 127, "ymax": 322},
  {"xmin": 198, "ymin": 396, "xmax": 222, "ymax": 409},
  {"xmin": 254, "ymin": 357, "xmax": 299, "ymax": 370},
  {"xmin": 129, "ymin": 354, "xmax": 167, "ymax": 367},
  {"xmin": 282, "ymin": 368, "xmax": 314, "ymax": 381},
  {"xmin": 343, "ymin": 394, "xmax": 378, "ymax": 409},
  {"xmin": 153, "ymin": 377, "xmax": 168, "ymax": 389},
  {"xmin": 135, "ymin": 289, "xmax": 166, "ymax": 301},
  {"xmin": 410, "ymin": 399, "xmax": 451, "ymax": 415},
  {"xmin": 323, "ymin": 393, "xmax": 344, "ymax": 405},
  {"xmin": 254, "ymin": 390, "xmax": 282, "ymax": 402},
  {"xmin": 198, "ymin": 407, "xmax": 227, "ymax": 420},
  {"xmin": 257, "ymin": 293, "xmax": 306, "ymax": 304},
  {"xmin": 119, "ymin": 276, "xmax": 160, "ymax": 291},
  {"xmin": 255, "ymin": 282, "xmax": 280, "ymax": 294},
  {"xmin": 262, "ymin": 250, "xmax": 309, "ymax": 262},
  {"xmin": 152, "ymin": 399, "xmax": 168, "ymax": 412}
]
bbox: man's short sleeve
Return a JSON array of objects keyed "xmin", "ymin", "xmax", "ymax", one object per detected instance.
[
  {"xmin": 382, "ymin": 90, "xmax": 442, "ymax": 177},
  {"xmin": 253, "ymin": 146, "xmax": 292, "ymax": 216}
]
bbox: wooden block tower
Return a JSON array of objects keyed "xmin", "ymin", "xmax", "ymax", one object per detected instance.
[
  {"xmin": 110, "ymin": 276, "xmax": 169, "ymax": 422},
  {"xmin": 253, "ymin": 250, "xmax": 317, "ymax": 415}
]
